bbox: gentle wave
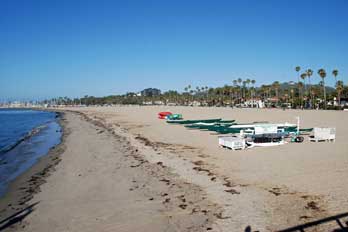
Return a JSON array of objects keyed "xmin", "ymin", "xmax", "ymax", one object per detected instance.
[
  {"xmin": 0, "ymin": 124, "xmax": 48, "ymax": 155},
  {"xmin": 0, "ymin": 109, "xmax": 43, "ymax": 115}
]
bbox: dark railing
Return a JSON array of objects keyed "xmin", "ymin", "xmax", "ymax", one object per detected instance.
[
  {"xmin": 277, "ymin": 212, "xmax": 348, "ymax": 232},
  {"xmin": 0, "ymin": 202, "xmax": 39, "ymax": 231}
]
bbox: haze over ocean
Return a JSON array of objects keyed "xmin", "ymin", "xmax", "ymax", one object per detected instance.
[{"xmin": 0, "ymin": 0, "xmax": 347, "ymax": 100}]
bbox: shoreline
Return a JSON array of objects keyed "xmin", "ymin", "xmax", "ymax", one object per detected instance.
[
  {"xmin": 0, "ymin": 112, "xmax": 68, "ymax": 230},
  {"xmin": 0, "ymin": 110, "xmax": 62, "ymax": 156},
  {"xmin": 1, "ymin": 111, "xmax": 221, "ymax": 231}
]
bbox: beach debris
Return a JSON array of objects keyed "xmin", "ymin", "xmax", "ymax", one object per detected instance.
[
  {"xmin": 224, "ymin": 189, "xmax": 240, "ymax": 194},
  {"xmin": 268, "ymin": 187, "xmax": 282, "ymax": 196},
  {"xmin": 223, "ymin": 178, "xmax": 235, "ymax": 188},
  {"xmin": 159, "ymin": 178, "xmax": 171, "ymax": 185},
  {"xmin": 179, "ymin": 204, "xmax": 187, "ymax": 209},
  {"xmin": 299, "ymin": 215, "xmax": 312, "ymax": 220},
  {"xmin": 156, "ymin": 161, "xmax": 166, "ymax": 168},
  {"xmin": 201, "ymin": 209, "xmax": 209, "ymax": 215},
  {"xmin": 163, "ymin": 198, "xmax": 170, "ymax": 203},
  {"xmin": 305, "ymin": 201, "xmax": 320, "ymax": 211},
  {"xmin": 177, "ymin": 195, "xmax": 186, "ymax": 203},
  {"xmin": 135, "ymin": 135, "xmax": 152, "ymax": 146},
  {"xmin": 193, "ymin": 166, "xmax": 215, "ymax": 176},
  {"xmin": 214, "ymin": 212, "xmax": 231, "ymax": 219},
  {"xmin": 192, "ymin": 160, "xmax": 205, "ymax": 166},
  {"xmin": 130, "ymin": 160, "xmax": 146, "ymax": 168},
  {"xmin": 191, "ymin": 207, "xmax": 200, "ymax": 214}
]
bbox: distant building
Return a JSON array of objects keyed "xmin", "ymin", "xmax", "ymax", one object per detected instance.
[{"xmin": 140, "ymin": 88, "xmax": 161, "ymax": 97}]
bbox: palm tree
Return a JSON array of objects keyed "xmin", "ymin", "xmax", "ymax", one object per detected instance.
[
  {"xmin": 236, "ymin": 78, "xmax": 242, "ymax": 103},
  {"xmin": 242, "ymin": 81, "xmax": 247, "ymax": 100},
  {"xmin": 272, "ymin": 81, "xmax": 280, "ymax": 105},
  {"xmin": 205, "ymin": 86, "xmax": 209, "ymax": 102},
  {"xmin": 332, "ymin": 69, "xmax": 339, "ymax": 102},
  {"xmin": 246, "ymin": 79, "xmax": 251, "ymax": 99},
  {"xmin": 298, "ymin": 81, "xmax": 304, "ymax": 105},
  {"xmin": 290, "ymin": 88, "xmax": 295, "ymax": 107},
  {"xmin": 336, "ymin": 80, "xmax": 344, "ymax": 107},
  {"xmin": 300, "ymin": 73, "xmax": 307, "ymax": 108},
  {"xmin": 295, "ymin": 66, "xmax": 301, "ymax": 83},
  {"xmin": 301, "ymin": 73, "xmax": 307, "ymax": 92},
  {"xmin": 295, "ymin": 66, "xmax": 301, "ymax": 107},
  {"xmin": 260, "ymin": 85, "xmax": 267, "ymax": 99},
  {"xmin": 318, "ymin": 69, "xmax": 327, "ymax": 109},
  {"xmin": 251, "ymin": 80, "xmax": 256, "ymax": 107},
  {"xmin": 306, "ymin": 69, "xmax": 313, "ymax": 108},
  {"xmin": 196, "ymin": 86, "xmax": 200, "ymax": 103},
  {"xmin": 189, "ymin": 90, "xmax": 194, "ymax": 102},
  {"xmin": 251, "ymin": 80, "xmax": 256, "ymax": 87},
  {"xmin": 188, "ymin": 85, "xmax": 193, "ymax": 103},
  {"xmin": 332, "ymin": 69, "xmax": 338, "ymax": 87},
  {"xmin": 233, "ymin": 80, "xmax": 238, "ymax": 87}
]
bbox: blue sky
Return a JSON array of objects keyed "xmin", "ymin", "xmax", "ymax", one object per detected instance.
[{"xmin": 0, "ymin": 0, "xmax": 347, "ymax": 100}]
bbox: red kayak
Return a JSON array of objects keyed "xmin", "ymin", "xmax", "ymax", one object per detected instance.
[{"xmin": 158, "ymin": 111, "xmax": 172, "ymax": 119}]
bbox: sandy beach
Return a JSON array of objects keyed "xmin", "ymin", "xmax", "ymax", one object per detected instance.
[
  {"xmin": 1, "ymin": 106, "xmax": 347, "ymax": 231},
  {"xmin": 2, "ymin": 0, "xmax": 347, "ymax": 231},
  {"xmin": 66, "ymin": 106, "xmax": 348, "ymax": 231},
  {"xmin": 0, "ymin": 111, "xmax": 218, "ymax": 232}
]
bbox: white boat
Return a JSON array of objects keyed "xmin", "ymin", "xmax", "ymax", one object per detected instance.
[
  {"xmin": 229, "ymin": 123, "xmax": 297, "ymax": 136},
  {"xmin": 229, "ymin": 122, "xmax": 296, "ymax": 130}
]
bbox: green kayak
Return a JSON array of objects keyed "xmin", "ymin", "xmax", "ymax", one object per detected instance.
[
  {"xmin": 166, "ymin": 118, "xmax": 222, "ymax": 124},
  {"xmin": 166, "ymin": 114, "xmax": 183, "ymax": 120},
  {"xmin": 185, "ymin": 123, "xmax": 236, "ymax": 130},
  {"xmin": 299, "ymin": 128, "xmax": 313, "ymax": 132}
]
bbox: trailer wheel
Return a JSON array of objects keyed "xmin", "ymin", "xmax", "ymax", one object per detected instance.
[{"xmin": 295, "ymin": 136, "xmax": 304, "ymax": 143}]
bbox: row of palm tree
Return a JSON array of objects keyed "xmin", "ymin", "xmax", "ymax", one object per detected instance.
[
  {"xmin": 183, "ymin": 79, "xmax": 256, "ymax": 106},
  {"xmin": 295, "ymin": 67, "xmax": 344, "ymax": 109},
  {"xmin": 43, "ymin": 69, "xmax": 346, "ymax": 109}
]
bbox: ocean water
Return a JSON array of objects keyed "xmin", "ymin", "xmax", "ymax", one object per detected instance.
[{"xmin": 0, "ymin": 109, "xmax": 62, "ymax": 197}]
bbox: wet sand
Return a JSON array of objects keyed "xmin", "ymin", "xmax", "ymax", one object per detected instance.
[{"xmin": 0, "ymin": 113, "xmax": 67, "ymax": 231}]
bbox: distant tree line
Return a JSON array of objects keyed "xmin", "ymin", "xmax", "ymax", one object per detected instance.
[{"xmin": 43, "ymin": 67, "xmax": 347, "ymax": 109}]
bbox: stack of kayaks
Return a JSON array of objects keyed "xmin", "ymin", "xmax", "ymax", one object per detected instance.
[
  {"xmin": 158, "ymin": 112, "xmax": 184, "ymax": 120},
  {"xmin": 185, "ymin": 120, "xmax": 236, "ymax": 130},
  {"xmin": 158, "ymin": 112, "xmax": 172, "ymax": 119},
  {"xmin": 166, "ymin": 118, "xmax": 222, "ymax": 124},
  {"xmin": 164, "ymin": 116, "xmax": 313, "ymax": 137},
  {"xmin": 166, "ymin": 114, "xmax": 183, "ymax": 120}
]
